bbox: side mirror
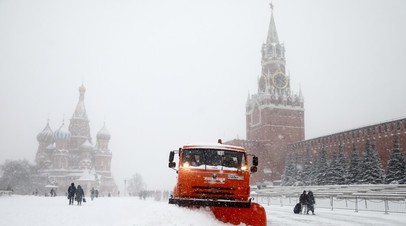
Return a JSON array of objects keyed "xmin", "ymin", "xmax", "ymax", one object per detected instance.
[
  {"xmin": 168, "ymin": 162, "xmax": 176, "ymax": 168},
  {"xmin": 168, "ymin": 151, "xmax": 176, "ymax": 168},
  {"xmin": 169, "ymin": 151, "xmax": 175, "ymax": 162},
  {"xmin": 250, "ymin": 156, "xmax": 258, "ymax": 173},
  {"xmin": 252, "ymin": 156, "xmax": 258, "ymax": 166}
]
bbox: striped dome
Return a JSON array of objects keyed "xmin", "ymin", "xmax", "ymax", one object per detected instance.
[
  {"xmin": 37, "ymin": 122, "xmax": 54, "ymax": 143},
  {"xmin": 54, "ymin": 123, "xmax": 71, "ymax": 141}
]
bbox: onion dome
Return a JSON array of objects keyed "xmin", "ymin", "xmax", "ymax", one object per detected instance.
[
  {"xmin": 97, "ymin": 123, "xmax": 111, "ymax": 140},
  {"xmin": 54, "ymin": 123, "xmax": 71, "ymax": 142},
  {"xmin": 37, "ymin": 122, "xmax": 54, "ymax": 143},
  {"xmin": 80, "ymin": 139, "xmax": 94, "ymax": 151}
]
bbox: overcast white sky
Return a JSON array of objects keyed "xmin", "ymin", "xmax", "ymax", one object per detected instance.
[{"xmin": 1, "ymin": 0, "xmax": 406, "ymax": 190}]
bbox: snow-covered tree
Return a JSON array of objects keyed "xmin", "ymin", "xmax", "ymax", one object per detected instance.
[
  {"xmin": 347, "ymin": 144, "xmax": 362, "ymax": 184},
  {"xmin": 127, "ymin": 173, "xmax": 146, "ymax": 196},
  {"xmin": 310, "ymin": 157, "xmax": 319, "ymax": 185},
  {"xmin": 324, "ymin": 151, "xmax": 339, "ymax": 185},
  {"xmin": 293, "ymin": 152, "xmax": 305, "ymax": 185},
  {"xmin": 386, "ymin": 137, "xmax": 406, "ymax": 184},
  {"xmin": 0, "ymin": 159, "xmax": 37, "ymax": 194},
  {"xmin": 325, "ymin": 145, "xmax": 347, "ymax": 185},
  {"xmin": 281, "ymin": 152, "xmax": 298, "ymax": 186},
  {"xmin": 335, "ymin": 145, "xmax": 348, "ymax": 184},
  {"xmin": 302, "ymin": 147, "xmax": 316, "ymax": 185},
  {"xmin": 360, "ymin": 141, "xmax": 384, "ymax": 184},
  {"xmin": 315, "ymin": 147, "xmax": 329, "ymax": 185}
]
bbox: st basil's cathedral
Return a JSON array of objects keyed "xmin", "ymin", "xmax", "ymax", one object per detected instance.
[{"xmin": 35, "ymin": 84, "xmax": 117, "ymax": 194}]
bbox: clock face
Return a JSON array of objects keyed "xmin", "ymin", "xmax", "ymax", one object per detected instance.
[{"xmin": 273, "ymin": 73, "xmax": 288, "ymax": 89}]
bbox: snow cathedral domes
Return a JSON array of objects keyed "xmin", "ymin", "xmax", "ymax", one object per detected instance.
[
  {"xmin": 54, "ymin": 123, "xmax": 71, "ymax": 141},
  {"xmin": 96, "ymin": 124, "xmax": 111, "ymax": 140},
  {"xmin": 80, "ymin": 139, "xmax": 94, "ymax": 151},
  {"xmin": 37, "ymin": 122, "xmax": 54, "ymax": 143}
]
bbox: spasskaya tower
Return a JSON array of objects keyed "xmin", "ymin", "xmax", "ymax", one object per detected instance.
[{"xmin": 244, "ymin": 4, "xmax": 304, "ymax": 184}]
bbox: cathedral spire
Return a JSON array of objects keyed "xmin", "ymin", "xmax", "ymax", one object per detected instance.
[
  {"xmin": 266, "ymin": 2, "xmax": 279, "ymax": 44},
  {"xmin": 69, "ymin": 84, "xmax": 92, "ymax": 147},
  {"xmin": 72, "ymin": 84, "xmax": 88, "ymax": 119}
]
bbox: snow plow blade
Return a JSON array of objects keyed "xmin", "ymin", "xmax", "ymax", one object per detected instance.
[
  {"xmin": 210, "ymin": 202, "xmax": 267, "ymax": 226},
  {"xmin": 169, "ymin": 197, "xmax": 251, "ymax": 208}
]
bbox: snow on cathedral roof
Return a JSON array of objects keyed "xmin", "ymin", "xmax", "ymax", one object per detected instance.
[
  {"xmin": 80, "ymin": 139, "xmax": 94, "ymax": 151},
  {"xmin": 77, "ymin": 169, "xmax": 97, "ymax": 182}
]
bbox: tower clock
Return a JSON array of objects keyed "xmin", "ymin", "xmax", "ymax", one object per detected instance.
[{"xmin": 272, "ymin": 72, "xmax": 288, "ymax": 89}]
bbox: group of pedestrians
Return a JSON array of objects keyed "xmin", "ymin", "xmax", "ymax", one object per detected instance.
[
  {"xmin": 299, "ymin": 190, "xmax": 316, "ymax": 215},
  {"xmin": 67, "ymin": 183, "xmax": 85, "ymax": 205},
  {"xmin": 49, "ymin": 188, "xmax": 55, "ymax": 197},
  {"xmin": 90, "ymin": 187, "xmax": 99, "ymax": 200}
]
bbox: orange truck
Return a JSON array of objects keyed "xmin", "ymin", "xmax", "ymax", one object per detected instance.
[{"xmin": 168, "ymin": 139, "xmax": 267, "ymax": 226}]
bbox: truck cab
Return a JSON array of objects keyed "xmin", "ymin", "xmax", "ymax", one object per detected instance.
[{"xmin": 168, "ymin": 140, "xmax": 258, "ymax": 207}]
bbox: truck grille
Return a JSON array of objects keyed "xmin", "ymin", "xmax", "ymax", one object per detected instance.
[{"xmin": 192, "ymin": 186, "xmax": 236, "ymax": 197}]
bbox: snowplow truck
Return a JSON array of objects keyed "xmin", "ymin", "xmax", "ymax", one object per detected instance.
[{"xmin": 168, "ymin": 139, "xmax": 267, "ymax": 226}]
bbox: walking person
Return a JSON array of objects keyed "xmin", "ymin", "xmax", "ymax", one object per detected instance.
[
  {"xmin": 68, "ymin": 183, "xmax": 76, "ymax": 205},
  {"xmin": 299, "ymin": 190, "xmax": 308, "ymax": 214},
  {"xmin": 76, "ymin": 185, "xmax": 85, "ymax": 205},
  {"xmin": 307, "ymin": 190, "xmax": 316, "ymax": 215},
  {"xmin": 91, "ymin": 187, "xmax": 95, "ymax": 201},
  {"xmin": 50, "ymin": 188, "xmax": 56, "ymax": 197}
]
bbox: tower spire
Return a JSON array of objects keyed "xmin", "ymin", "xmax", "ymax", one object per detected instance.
[
  {"xmin": 72, "ymin": 84, "xmax": 88, "ymax": 119},
  {"xmin": 267, "ymin": 2, "xmax": 279, "ymax": 44},
  {"xmin": 69, "ymin": 84, "xmax": 92, "ymax": 147}
]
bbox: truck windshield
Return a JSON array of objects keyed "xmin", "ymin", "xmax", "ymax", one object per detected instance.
[{"xmin": 182, "ymin": 148, "xmax": 246, "ymax": 170}]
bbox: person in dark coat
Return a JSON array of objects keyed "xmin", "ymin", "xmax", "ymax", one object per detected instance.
[
  {"xmin": 91, "ymin": 187, "xmax": 95, "ymax": 201},
  {"xmin": 299, "ymin": 190, "xmax": 307, "ymax": 214},
  {"xmin": 307, "ymin": 190, "xmax": 316, "ymax": 215},
  {"xmin": 76, "ymin": 185, "xmax": 85, "ymax": 205},
  {"xmin": 68, "ymin": 183, "xmax": 76, "ymax": 205}
]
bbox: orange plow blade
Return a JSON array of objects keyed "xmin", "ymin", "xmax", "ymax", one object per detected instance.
[{"xmin": 210, "ymin": 202, "xmax": 267, "ymax": 226}]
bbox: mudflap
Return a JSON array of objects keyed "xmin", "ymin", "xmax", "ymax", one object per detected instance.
[{"xmin": 210, "ymin": 202, "xmax": 267, "ymax": 226}]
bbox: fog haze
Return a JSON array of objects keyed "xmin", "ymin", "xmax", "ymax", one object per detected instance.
[{"xmin": 1, "ymin": 0, "xmax": 406, "ymax": 190}]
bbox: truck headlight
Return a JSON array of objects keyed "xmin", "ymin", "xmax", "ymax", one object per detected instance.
[
  {"xmin": 241, "ymin": 165, "xmax": 248, "ymax": 171},
  {"xmin": 183, "ymin": 162, "xmax": 190, "ymax": 168}
]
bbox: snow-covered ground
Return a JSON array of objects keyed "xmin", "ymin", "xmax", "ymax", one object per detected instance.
[
  {"xmin": 1, "ymin": 195, "xmax": 406, "ymax": 226},
  {"xmin": 266, "ymin": 205, "xmax": 406, "ymax": 226}
]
